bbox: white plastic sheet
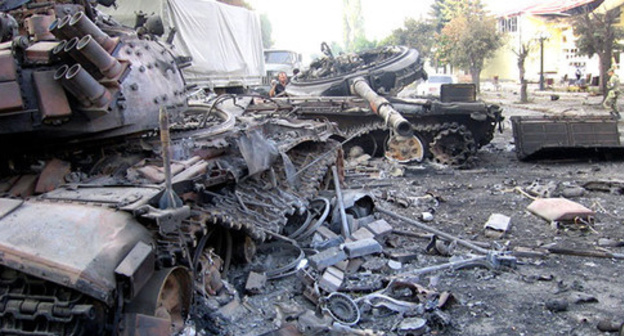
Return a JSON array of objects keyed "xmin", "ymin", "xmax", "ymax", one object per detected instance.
[{"xmin": 101, "ymin": 0, "xmax": 265, "ymax": 88}]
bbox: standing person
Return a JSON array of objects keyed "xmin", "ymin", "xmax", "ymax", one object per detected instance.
[
  {"xmin": 575, "ymin": 67, "xmax": 582, "ymax": 82},
  {"xmin": 604, "ymin": 67, "xmax": 621, "ymax": 120},
  {"xmin": 269, "ymin": 71, "xmax": 288, "ymax": 97}
]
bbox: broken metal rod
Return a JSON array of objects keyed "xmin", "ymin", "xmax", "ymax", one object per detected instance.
[
  {"xmin": 376, "ymin": 207, "xmax": 490, "ymax": 255},
  {"xmin": 389, "ymin": 252, "xmax": 516, "ymax": 280},
  {"xmin": 392, "ymin": 229, "xmax": 491, "ymax": 249},
  {"xmin": 547, "ymin": 247, "xmax": 624, "ymax": 259},
  {"xmin": 332, "ymin": 165, "xmax": 350, "ymax": 238},
  {"xmin": 158, "ymin": 106, "xmax": 182, "ymax": 209},
  {"xmin": 390, "ymin": 255, "xmax": 489, "ymax": 279}
]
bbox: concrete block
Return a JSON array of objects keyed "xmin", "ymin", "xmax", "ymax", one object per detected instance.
[
  {"xmin": 346, "ymin": 258, "xmax": 364, "ymax": 274},
  {"xmin": 350, "ymin": 227, "xmax": 375, "ymax": 241},
  {"xmin": 343, "ymin": 238, "xmax": 382, "ymax": 258},
  {"xmin": 364, "ymin": 219, "xmax": 393, "ymax": 239},
  {"xmin": 318, "ymin": 266, "xmax": 344, "ymax": 293},
  {"xmin": 385, "ymin": 251, "xmax": 419, "ymax": 263},
  {"xmin": 317, "ymin": 225, "xmax": 339, "ymax": 240},
  {"xmin": 307, "ymin": 246, "xmax": 347, "ymax": 271},
  {"xmin": 334, "ymin": 260, "xmax": 349, "ymax": 272},
  {"xmin": 245, "ymin": 271, "xmax": 266, "ymax": 295}
]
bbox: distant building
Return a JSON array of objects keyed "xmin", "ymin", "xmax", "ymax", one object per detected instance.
[{"xmin": 482, "ymin": 0, "xmax": 624, "ymax": 86}]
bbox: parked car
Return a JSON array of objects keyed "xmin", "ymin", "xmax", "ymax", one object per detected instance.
[{"xmin": 417, "ymin": 74, "xmax": 456, "ymax": 96}]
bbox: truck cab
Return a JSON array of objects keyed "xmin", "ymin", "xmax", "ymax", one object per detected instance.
[{"xmin": 263, "ymin": 49, "xmax": 303, "ymax": 84}]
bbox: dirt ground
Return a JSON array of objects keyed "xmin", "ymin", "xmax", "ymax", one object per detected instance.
[{"xmin": 197, "ymin": 85, "xmax": 624, "ymax": 336}]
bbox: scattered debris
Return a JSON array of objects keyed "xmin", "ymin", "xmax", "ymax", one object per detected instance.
[
  {"xmin": 483, "ymin": 213, "xmax": 511, "ymax": 238},
  {"xmin": 527, "ymin": 198, "xmax": 595, "ymax": 223}
]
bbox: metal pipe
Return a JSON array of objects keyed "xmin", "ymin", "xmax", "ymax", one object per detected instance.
[
  {"xmin": 54, "ymin": 64, "xmax": 91, "ymax": 106},
  {"xmin": 539, "ymin": 38, "xmax": 545, "ymax": 91},
  {"xmin": 57, "ymin": 15, "xmax": 80, "ymax": 40},
  {"xmin": 376, "ymin": 207, "xmax": 490, "ymax": 255},
  {"xmin": 63, "ymin": 37, "xmax": 91, "ymax": 67},
  {"xmin": 70, "ymin": 11, "xmax": 116, "ymax": 53},
  {"xmin": 77, "ymin": 35, "xmax": 122, "ymax": 79},
  {"xmin": 51, "ymin": 39, "xmax": 68, "ymax": 62},
  {"xmin": 65, "ymin": 64, "xmax": 111, "ymax": 108},
  {"xmin": 332, "ymin": 166, "xmax": 350, "ymax": 238},
  {"xmin": 48, "ymin": 17, "xmax": 69, "ymax": 40},
  {"xmin": 350, "ymin": 77, "xmax": 413, "ymax": 137},
  {"xmin": 158, "ymin": 106, "xmax": 183, "ymax": 210}
]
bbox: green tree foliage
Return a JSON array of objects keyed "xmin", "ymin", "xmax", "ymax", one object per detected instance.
[
  {"xmin": 343, "ymin": 0, "xmax": 365, "ymax": 52},
  {"xmin": 573, "ymin": 8, "xmax": 624, "ymax": 95},
  {"xmin": 429, "ymin": 0, "xmax": 448, "ymax": 33},
  {"xmin": 430, "ymin": 0, "xmax": 484, "ymax": 32},
  {"xmin": 352, "ymin": 36, "xmax": 378, "ymax": 52},
  {"xmin": 259, "ymin": 14, "xmax": 273, "ymax": 49},
  {"xmin": 381, "ymin": 18, "xmax": 435, "ymax": 59},
  {"xmin": 436, "ymin": 0, "xmax": 501, "ymax": 92}
]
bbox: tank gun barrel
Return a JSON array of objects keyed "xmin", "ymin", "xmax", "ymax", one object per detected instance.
[{"xmin": 350, "ymin": 77, "xmax": 413, "ymax": 137}]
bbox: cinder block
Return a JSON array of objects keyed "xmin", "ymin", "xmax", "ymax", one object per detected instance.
[
  {"xmin": 308, "ymin": 246, "xmax": 347, "ymax": 271},
  {"xmin": 343, "ymin": 238, "xmax": 383, "ymax": 258}
]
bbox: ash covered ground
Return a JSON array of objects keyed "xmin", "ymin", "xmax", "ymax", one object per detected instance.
[{"xmin": 194, "ymin": 85, "xmax": 624, "ymax": 336}]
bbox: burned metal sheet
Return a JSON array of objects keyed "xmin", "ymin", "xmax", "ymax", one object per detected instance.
[
  {"xmin": 0, "ymin": 198, "xmax": 154, "ymax": 305},
  {"xmin": 511, "ymin": 116, "xmax": 621, "ymax": 160},
  {"xmin": 527, "ymin": 197, "xmax": 595, "ymax": 222}
]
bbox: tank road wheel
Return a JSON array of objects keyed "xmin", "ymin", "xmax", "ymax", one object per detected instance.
[
  {"xmin": 126, "ymin": 267, "xmax": 193, "ymax": 334},
  {"xmin": 384, "ymin": 134, "xmax": 427, "ymax": 163},
  {"xmin": 429, "ymin": 124, "xmax": 477, "ymax": 167}
]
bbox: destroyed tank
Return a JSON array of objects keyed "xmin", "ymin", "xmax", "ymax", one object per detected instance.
[
  {"xmin": 0, "ymin": 1, "xmax": 345, "ymax": 335},
  {"xmin": 282, "ymin": 44, "xmax": 504, "ymax": 167}
]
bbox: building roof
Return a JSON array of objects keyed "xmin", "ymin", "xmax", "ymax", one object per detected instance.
[{"xmin": 500, "ymin": 0, "xmax": 605, "ymax": 18}]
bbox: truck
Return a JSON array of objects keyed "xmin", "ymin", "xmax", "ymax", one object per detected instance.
[
  {"xmin": 100, "ymin": 0, "xmax": 265, "ymax": 93},
  {"xmin": 263, "ymin": 49, "xmax": 303, "ymax": 83}
]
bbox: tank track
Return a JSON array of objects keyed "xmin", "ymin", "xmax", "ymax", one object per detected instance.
[
  {"xmin": 0, "ymin": 265, "xmax": 108, "ymax": 336},
  {"xmin": 414, "ymin": 122, "xmax": 477, "ymax": 167},
  {"xmin": 196, "ymin": 140, "xmax": 340, "ymax": 242},
  {"xmin": 338, "ymin": 120, "xmax": 478, "ymax": 167}
]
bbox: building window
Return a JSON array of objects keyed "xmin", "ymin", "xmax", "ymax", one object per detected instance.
[
  {"xmin": 508, "ymin": 17, "xmax": 517, "ymax": 32},
  {"xmin": 498, "ymin": 17, "xmax": 518, "ymax": 33}
]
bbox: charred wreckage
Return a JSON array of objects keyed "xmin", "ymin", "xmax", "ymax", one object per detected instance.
[{"xmin": 0, "ymin": 1, "xmax": 503, "ymax": 335}]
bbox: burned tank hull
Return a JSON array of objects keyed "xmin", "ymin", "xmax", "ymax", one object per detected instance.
[
  {"xmin": 284, "ymin": 45, "xmax": 504, "ymax": 167},
  {"xmin": 0, "ymin": 97, "xmax": 343, "ymax": 335},
  {"xmin": 0, "ymin": 1, "xmax": 187, "ymax": 149}
]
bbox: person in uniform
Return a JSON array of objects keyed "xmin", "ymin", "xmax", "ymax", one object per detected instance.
[
  {"xmin": 603, "ymin": 67, "xmax": 620, "ymax": 120},
  {"xmin": 604, "ymin": 66, "xmax": 621, "ymax": 120}
]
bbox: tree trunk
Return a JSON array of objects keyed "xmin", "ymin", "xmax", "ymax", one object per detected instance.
[
  {"xmin": 519, "ymin": 59, "xmax": 528, "ymax": 103},
  {"xmin": 520, "ymin": 80, "xmax": 528, "ymax": 103},
  {"xmin": 470, "ymin": 66, "xmax": 481, "ymax": 94},
  {"xmin": 599, "ymin": 50, "xmax": 612, "ymax": 98}
]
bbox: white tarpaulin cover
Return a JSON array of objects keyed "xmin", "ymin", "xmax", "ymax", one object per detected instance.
[{"xmin": 101, "ymin": 0, "xmax": 264, "ymax": 88}]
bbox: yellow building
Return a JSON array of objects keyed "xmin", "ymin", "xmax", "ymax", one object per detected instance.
[{"xmin": 483, "ymin": 0, "xmax": 624, "ymax": 85}]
